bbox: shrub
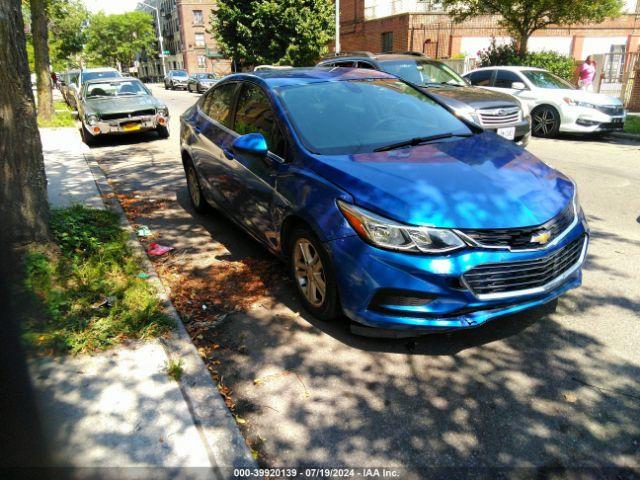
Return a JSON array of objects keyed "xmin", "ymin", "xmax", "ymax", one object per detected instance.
[{"xmin": 478, "ymin": 38, "xmax": 577, "ymax": 83}]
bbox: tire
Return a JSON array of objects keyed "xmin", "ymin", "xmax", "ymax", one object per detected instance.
[
  {"xmin": 184, "ymin": 158, "xmax": 210, "ymax": 214},
  {"xmin": 532, "ymin": 105, "xmax": 560, "ymax": 138},
  {"xmin": 80, "ymin": 124, "xmax": 96, "ymax": 146},
  {"xmin": 157, "ymin": 125, "xmax": 170, "ymax": 139},
  {"xmin": 289, "ymin": 226, "xmax": 340, "ymax": 322},
  {"xmin": 164, "ymin": 82, "xmax": 168, "ymax": 90}
]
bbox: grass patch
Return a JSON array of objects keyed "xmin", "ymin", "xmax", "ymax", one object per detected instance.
[
  {"xmin": 38, "ymin": 100, "xmax": 76, "ymax": 128},
  {"xmin": 624, "ymin": 115, "xmax": 640, "ymax": 135},
  {"xmin": 165, "ymin": 358, "xmax": 184, "ymax": 382},
  {"xmin": 23, "ymin": 205, "xmax": 173, "ymax": 354}
]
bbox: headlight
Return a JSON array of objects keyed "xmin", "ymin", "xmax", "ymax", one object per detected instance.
[
  {"xmin": 157, "ymin": 106, "xmax": 169, "ymax": 116},
  {"xmin": 337, "ymin": 200, "xmax": 466, "ymax": 253},
  {"xmin": 87, "ymin": 114, "xmax": 99, "ymax": 125},
  {"xmin": 457, "ymin": 109, "xmax": 481, "ymax": 125},
  {"xmin": 563, "ymin": 97, "xmax": 597, "ymax": 109}
]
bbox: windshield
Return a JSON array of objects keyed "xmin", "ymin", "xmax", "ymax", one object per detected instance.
[
  {"xmin": 381, "ymin": 59, "xmax": 467, "ymax": 87},
  {"xmin": 82, "ymin": 70, "xmax": 121, "ymax": 82},
  {"xmin": 522, "ymin": 70, "xmax": 574, "ymax": 89},
  {"xmin": 276, "ymin": 78, "xmax": 472, "ymax": 155},
  {"xmin": 84, "ymin": 80, "xmax": 150, "ymax": 98},
  {"xmin": 172, "ymin": 70, "xmax": 188, "ymax": 77},
  {"xmin": 195, "ymin": 73, "xmax": 216, "ymax": 79}
]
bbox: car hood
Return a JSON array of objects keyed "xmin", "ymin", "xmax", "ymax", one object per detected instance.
[
  {"xmin": 308, "ymin": 132, "xmax": 573, "ymax": 229},
  {"xmin": 84, "ymin": 95, "xmax": 162, "ymax": 115},
  {"xmin": 541, "ymin": 88, "xmax": 623, "ymax": 106},
  {"xmin": 421, "ymin": 85, "xmax": 520, "ymax": 110}
]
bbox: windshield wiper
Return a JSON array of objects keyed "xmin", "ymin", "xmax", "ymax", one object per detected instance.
[{"xmin": 373, "ymin": 133, "xmax": 473, "ymax": 152}]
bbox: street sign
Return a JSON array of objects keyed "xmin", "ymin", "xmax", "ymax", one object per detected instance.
[{"xmin": 163, "ymin": 50, "xmax": 170, "ymax": 55}]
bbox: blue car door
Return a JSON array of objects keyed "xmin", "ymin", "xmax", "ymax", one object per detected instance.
[
  {"xmin": 226, "ymin": 81, "xmax": 289, "ymax": 248},
  {"xmin": 190, "ymin": 82, "xmax": 240, "ymax": 209}
]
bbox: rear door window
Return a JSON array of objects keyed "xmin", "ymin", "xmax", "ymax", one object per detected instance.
[
  {"xmin": 467, "ymin": 70, "xmax": 494, "ymax": 86},
  {"xmin": 233, "ymin": 83, "xmax": 286, "ymax": 157},
  {"xmin": 201, "ymin": 82, "xmax": 238, "ymax": 128}
]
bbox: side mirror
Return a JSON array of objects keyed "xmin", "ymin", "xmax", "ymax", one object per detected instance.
[
  {"xmin": 232, "ymin": 133, "xmax": 268, "ymax": 157},
  {"xmin": 512, "ymin": 81, "xmax": 526, "ymax": 90}
]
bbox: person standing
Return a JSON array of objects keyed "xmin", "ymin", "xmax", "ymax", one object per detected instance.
[{"xmin": 578, "ymin": 55, "xmax": 597, "ymax": 92}]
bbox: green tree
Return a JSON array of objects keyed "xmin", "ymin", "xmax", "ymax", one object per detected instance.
[
  {"xmin": 49, "ymin": 0, "xmax": 91, "ymax": 70},
  {"xmin": 441, "ymin": 0, "xmax": 624, "ymax": 58},
  {"xmin": 85, "ymin": 11, "xmax": 157, "ymax": 69},
  {"xmin": 212, "ymin": 0, "xmax": 334, "ymax": 69}
]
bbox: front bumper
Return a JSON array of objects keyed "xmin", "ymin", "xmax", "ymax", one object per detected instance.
[
  {"xmin": 326, "ymin": 219, "xmax": 588, "ymax": 332},
  {"xmin": 87, "ymin": 114, "xmax": 169, "ymax": 136},
  {"xmin": 560, "ymin": 107, "xmax": 625, "ymax": 133}
]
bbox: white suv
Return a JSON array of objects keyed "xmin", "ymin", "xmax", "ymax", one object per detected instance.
[{"xmin": 464, "ymin": 66, "xmax": 626, "ymax": 137}]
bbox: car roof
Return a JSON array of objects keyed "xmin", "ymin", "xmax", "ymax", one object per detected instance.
[
  {"xmin": 225, "ymin": 67, "xmax": 395, "ymax": 88},
  {"xmin": 82, "ymin": 67, "xmax": 119, "ymax": 73},
  {"xmin": 318, "ymin": 53, "xmax": 435, "ymax": 64},
  {"xmin": 467, "ymin": 66, "xmax": 545, "ymax": 73},
  {"xmin": 84, "ymin": 77, "xmax": 142, "ymax": 85}
]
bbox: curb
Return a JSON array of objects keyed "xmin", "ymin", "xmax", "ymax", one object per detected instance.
[
  {"xmin": 610, "ymin": 131, "xmax": 640, "ymax": 141},
  {"xmin": 83, "ymin": 151, "xmax": 258, "ymax": 473}
]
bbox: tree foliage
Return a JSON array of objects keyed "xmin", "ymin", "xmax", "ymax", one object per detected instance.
[
  {"xmin": 441, "ymin": 0, "xmax": 624, "ymax": 57},
  {"xmin": 85, "ymin": 11, "xmax": 157, "ymax": 68},
  {"xmin": 212, "ymin": 0, "xmax": 335, "ymax": 69},
  {"xmin": 478, "ymin": 39, "xmax": 576, "ymax": 81},
  {"xmin": 49, "ymin": 0, "xmax": 91, "ymax": 70}
]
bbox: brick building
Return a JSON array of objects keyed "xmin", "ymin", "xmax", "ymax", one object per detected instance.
[
  {"xmin": 339, "ymin": 0, "xmax": 640, "ymax": 60},
  {"xmin": 138, "ymin": 0, "xmax": 230, "ymax": 81}
]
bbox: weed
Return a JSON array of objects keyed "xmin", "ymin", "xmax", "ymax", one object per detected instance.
[{"xmin": 165, "ymin": 358, "xmax": 184, "ymax": 381}]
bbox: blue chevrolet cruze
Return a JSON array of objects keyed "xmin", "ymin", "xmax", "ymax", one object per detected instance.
[{"xmin": 180, "ymin": 68, "xmax": 589, "ymax": 334}]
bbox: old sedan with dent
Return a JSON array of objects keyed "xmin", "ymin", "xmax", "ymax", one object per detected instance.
[{"xmin": 78, "ymin": 77, "xmax": 170, "ymax": 145}]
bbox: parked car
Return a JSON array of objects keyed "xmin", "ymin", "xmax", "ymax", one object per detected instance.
[
  {"xmin": 187, "ymin": 73, "xmax": 219, "ymax": 93},
  {"xmin": 59, "ymin": 70, "xmax": 80, "ymax": 107},
  {"xmin": 317, "ymin": 52, "xmax": 531, "ymax": 146},
  {"xmin": 62, "ymin": 67, "xmax": 122, "ymax": 110},
  {"xmin": 164, "ymin": 69, "xmax": 189, "ymax": 90},
  {"xmin": 179, "ymin": 68, "xmax": 588, "ymax": 334},
  {"xmin": 463, "ymin": 66, "xmax": 626, "ymax": 137},
  {"xmin": 78, "ymin": 77, "xmax": 169, "ymax": 146}
]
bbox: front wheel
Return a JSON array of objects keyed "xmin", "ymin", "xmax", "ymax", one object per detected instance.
[
  {"xmin": 532, "ymin": 105, "xmax": 560, "ymax": 138},
  {"xmin": 290, "ymin": 226, "xmax": 340, "ymax": 321},
  {"xmin": 185, "ymin": 159, "xmax": 210, "ymax": 214},
  {"xmin": 156, "ymin": 125, "xmax": 169, "ymax": 139}
]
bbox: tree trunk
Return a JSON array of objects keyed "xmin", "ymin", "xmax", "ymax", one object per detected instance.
[
  {"xmin": 30, "ymin": 0, "xmax": 53, "ymax": 121},
  {"xmin": 0, "ymin": 0, "xmax": 50, "ymax": 245},
  {"xmin": 517, "ymin": 31, "xmax": 530, "ymax": 59}
]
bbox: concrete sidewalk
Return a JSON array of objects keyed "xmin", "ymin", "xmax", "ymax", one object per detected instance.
[{"xmin": 32, "ymin": 127, "xmax": 255, "ymax": 477}]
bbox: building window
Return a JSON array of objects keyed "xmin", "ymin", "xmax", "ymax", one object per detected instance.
[
  {"xmin": 381, "ymin": 31, "xmax": 393, "ymax": 53},
  {"xmin": 197, "ymin": 55, "xmax": 206, "ymax": 68},
  {"xmin": 193, "ymin": 10, "xmax": 203, "ymax": 25},
  {"xmin": 195, "ymin": 33, "xmax": 205, "ymax": 47}
]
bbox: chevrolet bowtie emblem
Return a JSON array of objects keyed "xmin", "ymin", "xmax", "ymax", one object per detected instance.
[{"xmin": 531, "ymin": 231, "xmax": 552, "ymax": 245}]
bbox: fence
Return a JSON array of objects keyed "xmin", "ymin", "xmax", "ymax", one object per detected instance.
[{"xmin": 595, "ymin": 52, "xmax": 638, "ymax": 108}]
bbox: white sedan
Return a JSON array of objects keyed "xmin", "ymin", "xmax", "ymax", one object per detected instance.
[{"xmin": 463, "ymin": 66, "xmax": 626, "ymax": 138}]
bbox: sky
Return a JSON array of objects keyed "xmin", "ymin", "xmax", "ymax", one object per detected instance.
[{"xmin": 82, "ymin": 0, "xmax": 138, "ymax": 15}]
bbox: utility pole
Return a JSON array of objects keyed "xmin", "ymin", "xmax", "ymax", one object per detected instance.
[
  {"xmin": 139, "ymin": 1, "xmax": 167, "ymax": 78},
  {"xmin": 335, "ymin": 0, "xmax": 340, "ymax": 53}
]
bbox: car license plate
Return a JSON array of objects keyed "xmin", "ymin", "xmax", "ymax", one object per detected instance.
[
  {"xmin": 122, "ymin": 122, "xmax": 141, "ymax": 132},
  {"xmin": 497, "ymin": 127, "xmax": 515, "ymax": 140}
]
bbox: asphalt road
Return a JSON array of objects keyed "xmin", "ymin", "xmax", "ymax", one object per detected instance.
[{"xmin": 88, "ymin": 85, "xmax": 640, "ymax": 474}]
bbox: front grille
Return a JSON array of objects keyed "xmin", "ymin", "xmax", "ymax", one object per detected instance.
[
  {"xmin": 460, "ymin": 202, "xmax": 574, "ymax": 250},
  {"xmin": 462, "ymin": 235, "xmax": 585, "ymax": 297},
  {"xmin": 596, "ymin": 105, "xmax": 624, "ymax": 116},
  {"xmin": 478, "ymin": 107, "xmax": 521, "ymax": 126},
  {"xmin": 101, "ymin": 109, "xmax": 156, "ymax": 121},
  {"xmin": 598, "ymin": 121, "xmax": 624, "ymax": 131}
]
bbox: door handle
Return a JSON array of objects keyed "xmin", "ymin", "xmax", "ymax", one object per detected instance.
[{"xmin": 223, "ymin": 148, "xmax": 235, "ymax": 160}]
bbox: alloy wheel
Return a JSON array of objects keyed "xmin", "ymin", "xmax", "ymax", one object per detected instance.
[
  {"xmin": 187, "ymin": 167, "xmax": 200, "ymax": 207},
  {"xmin": 293, "ymin": 238, "xmax": 326, "ymax": 307},
  {"xmin": 533, "ymin": 107, "xmax": 558, "ymax": 137}
]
